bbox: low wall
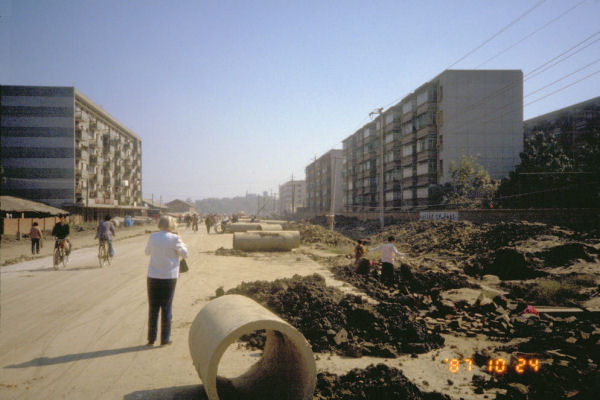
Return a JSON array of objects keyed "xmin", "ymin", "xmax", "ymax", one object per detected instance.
[
  {"xmin": 1, "ymin": 215, "xmax": 84, "ymax": 237},
  {"xmin": 339, "ymin": 208, "xmax": 600, "ymax": 230}
]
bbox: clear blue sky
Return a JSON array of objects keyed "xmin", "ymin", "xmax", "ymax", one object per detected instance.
[{"xmin": 2, "ymin": 0, "xmax": 599, "ymax": 200}]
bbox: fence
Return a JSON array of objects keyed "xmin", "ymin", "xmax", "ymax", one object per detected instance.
[
  {"xmin": 1, "ymin": 215, "xmax": 84, "ymax": 237},
  {"xmin": 339, "ymin": 208, "xmax": 600, "ymax": 230}
]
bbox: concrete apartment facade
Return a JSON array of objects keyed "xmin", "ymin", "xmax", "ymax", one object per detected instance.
[
  {"xmin": 278, "ymin": 180, "xmax": 306, "ymax": 215},
  {"xmin": 1, "ymin": 85, "xmax": 143, "ymax": 217},
  {"xmin": 343, "ymin": 70, "xmax": 523, "ymax": 211},
  {"xmin": 305, "ymin": 149, "xmax": 345, "ymax": 215},
  {"xmin": 524, "ymin": 96, "xmax": 600, "ymax": 147}
]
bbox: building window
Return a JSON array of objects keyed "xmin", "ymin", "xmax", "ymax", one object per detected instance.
[
  {"xmin": 439, "ymin": 135, "xmax": 443, "ymax": 150},
  {"xmin": 438, "ymin": 86, "xmax": 443, "ymax": 100},
  {"xmin": 439, "ymin": 159, "xmax": 444, "ymax": 176},
  {"xmin": 438, "ymin": 110, "xmax": 443, "ymax": 126}
]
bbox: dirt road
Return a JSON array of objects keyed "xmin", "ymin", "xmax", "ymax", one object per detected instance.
[
  {"xmin": 0, "ymin": 227, "xmax": 366, "ymax": 399},
  {"xmin": 1, "ymin": 226, "xmax": 513, "ymax": 400}
]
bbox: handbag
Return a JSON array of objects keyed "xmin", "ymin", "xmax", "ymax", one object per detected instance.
[{"xmin": 179, "ymin": 258, "xmax": 189, "ymax": 273}]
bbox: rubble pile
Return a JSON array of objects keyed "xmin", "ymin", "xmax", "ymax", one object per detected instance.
[
  {"xmin": 224, "ymin": 274, "xmax": 444, "ymax": 357},
  {"xmin": 290, "ymin": 222, "xmax": 355, "ymax": 247},
  {"xmin": 472, "ymin": 314, "xmax": 600, "ymax": 399},
  {"xmin": 214, "ymin": 247, "xmax": 249, "ymax": 257},
  {"xmin": 314, "ymin": 364, "xmax": 449, "ymax": 400}
]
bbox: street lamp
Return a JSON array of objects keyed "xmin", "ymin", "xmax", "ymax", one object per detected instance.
[{"xmin": 369, "ymin": 107, "xmax": 385, "ymax": 230}]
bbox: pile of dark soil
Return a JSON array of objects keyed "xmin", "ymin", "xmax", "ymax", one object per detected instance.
[
  {"xmin": 314, "ymin": 364, "xmax": 449, "ymax": 400},
  {"xmin": 370, "ymin": 221, "xmax": 480, "ymax": 256},
  {"xmin": 290, "ymin": 222, "xmax": 355, "ymax": 247},
  {"xmin": 223, "ymin": 274, "xmax": 444, "ymax": 357},
  {"xmin": 214, "ymin": 247, "xmax": 249, "ymax": 257},
  {"xmin": 472, "ymin": 313, "xmax": 600, "ymax": 399}
]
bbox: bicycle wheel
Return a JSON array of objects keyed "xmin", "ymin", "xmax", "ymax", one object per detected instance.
[
  {"xmin": 61, "ymin": 249, "xmax": 68, "ymax": 268},
  {"xmin": 106, "ymin": 245, "xmax": 112, "ymax": 266},
  {"xmin": 98, "ymin": 244, "xmax": 105, "ymax": 267},
  {"xmin": 53, "ymin": 248, "xmax": 60, "ymax": 270}
]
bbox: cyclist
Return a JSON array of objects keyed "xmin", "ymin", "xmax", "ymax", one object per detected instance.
[
  {"xmin": 52, "ymin": 215, "xmax": 71, "ymax": 255},
  {"xmin": 96, "ymin": 215, "xmax": 116, "ymax": 257}
]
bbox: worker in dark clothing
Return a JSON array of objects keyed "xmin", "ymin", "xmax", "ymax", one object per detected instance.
[{"xmin": 52, "ymin": 215, "xmax": 71, "ymax": 255}]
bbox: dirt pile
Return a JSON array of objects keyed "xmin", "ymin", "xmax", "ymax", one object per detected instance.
[
  {"xmin": 472, "ymin": 313, "xmax": 600, "ymax": 399},
  {"xmin": 214, "ymin": 247, "xmax": 249, "ymax": 257},
  {"xmin": 223, "ymin": 274, "xmax": 444, "ymax": 357},
  {"xmin": 314, "ymin": 364, "xmax": 449, "ymax": 400},
  {"xmin": 290, "ymin": 222, "xmax": 355, "ymax": 247}
]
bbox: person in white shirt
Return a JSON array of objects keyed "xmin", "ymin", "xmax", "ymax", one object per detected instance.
[
  {"xmin": 144, "ymin": 216, "xmax": 188, "ymax": 346},
  {"xmin": 370, "ymin": 236, "xmax": 404, "ymax": 285}
]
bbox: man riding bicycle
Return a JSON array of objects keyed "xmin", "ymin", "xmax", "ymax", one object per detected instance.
[
  {"xmin": 96, "ymin": 215, "xmax": 116, "ymax": 257},
  {"xmin": 52, "ymin": 215, "xmax": 71, "ymax": 255}
]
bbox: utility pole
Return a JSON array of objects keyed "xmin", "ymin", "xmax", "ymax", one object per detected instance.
[
  {"xmin": 329, "ymin": 156, "xmax": 337, "ymax": 231},
  {"xmin": 370, "ymin": 107, "xmax": 385, "ymax": 229},
  {"xmin": 291, "ymin": 174, "xmax": 295, "ymax": 216}
]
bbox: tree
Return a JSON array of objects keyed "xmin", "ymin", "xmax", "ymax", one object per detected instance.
[
  {"xmin": 496, "ymin": 125, "xmax": 600, "ymax": 208},
  {"xmin": 430, "ymin": 155, "xmax": 497, "ymax": 208}
]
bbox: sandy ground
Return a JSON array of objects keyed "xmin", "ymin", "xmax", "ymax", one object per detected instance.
[{"xmin": 0, "ymin": 227, "xmax": 505, "ymax": 399}]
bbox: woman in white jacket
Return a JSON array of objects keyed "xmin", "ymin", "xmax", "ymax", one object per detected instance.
[{"xmin": 144, "ymin": 216, "xmax": 188, "ymax": 346}]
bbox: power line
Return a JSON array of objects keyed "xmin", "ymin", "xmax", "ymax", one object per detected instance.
[
  {"xmin": 525, "ymin": 69, "xmax": 600, "ymax": 107},
  {"xmin": 446, "ymin": 0, "xmax": 547, "ymax": 69},
  {"xmin": 475, "ymin": 0, "xmax": 586, "ymax": 68},
  {"xmin": 525, "ymin": 58, "xmax": 600, "ymax": 98},
  {"xmin": 524, "ymin": 31, "xmax": 600, "ymax": 79}
]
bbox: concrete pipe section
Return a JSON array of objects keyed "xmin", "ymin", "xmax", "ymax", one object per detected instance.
[
  {"xmin": 189, "ymin": 294, "xmax": 316, "ymax": 400},
  {"xmin": 227, "ymin": 223, "xmax": 263, "ymax": 232},
  {"xmin": 233, "ymin": 231, "xmax": 300, "ymax": 251}
]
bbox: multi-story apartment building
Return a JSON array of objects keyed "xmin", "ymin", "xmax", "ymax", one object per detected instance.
[
  {"xmin": 278, "ymin": 180, "xmax": 306, "ymax": 215},
  {"xmin": 1, "ymin": 85, "xmax": 143, "ymax": 217},
  {"xmin": 343, "ymin": 70, "xmax": 523, "ymax": 210},
  {"xmin": 524, "ymin": 96, "xmax": 600, "ymax": 150},
  {"xmin": 305, "ymin": 149, "xmax": 344, "ymax": 215}
]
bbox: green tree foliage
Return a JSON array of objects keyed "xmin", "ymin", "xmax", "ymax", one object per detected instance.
[
  {"xmin": 496, "ymin": 123, "xmax": 600, "ymax": 208},
  {"xmin": 430, "ymin": 155, "xmax": 497, "ymax": 208}
]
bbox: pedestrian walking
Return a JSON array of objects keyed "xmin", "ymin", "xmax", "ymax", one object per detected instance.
[
  {"xmin": 144, "ymin": 216, "xmax": 188, "ymax": 346},
  {"xmin": 29, "ymin": 222, "xmax": 43, "ymax": 254}
]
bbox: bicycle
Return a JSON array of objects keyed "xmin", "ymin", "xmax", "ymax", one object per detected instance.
[
  {"xmin": 53, "ymin": 239, "xmax": 69, "ymax": 270},
  {"xmin": 98, "ymin": 239, "xmax": 112, "ymax": 267}
]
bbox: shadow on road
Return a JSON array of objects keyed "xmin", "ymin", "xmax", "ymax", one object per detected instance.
[
  {"xmin": 124, "ymin": 378, "xmax": 242, "ymax": 400},
  {"xmin": 124, "ymin": 385, "xmax": 207, "ymax": 400},
  {"xmin": 4, "ymin": 345, "xmax": 154, "ymax": 368}
]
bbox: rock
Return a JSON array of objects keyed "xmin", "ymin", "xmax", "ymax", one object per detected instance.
[
  {"xmin": 326, "ymin": 329, "xmax": 336, "ymax": 336},
  {"xmin": 508, "ymin": 383, "xmax": 529, "ymax": 395},
  {"xmin": 333, "ymin": 328, "xmax": 348, "ymax": 345}
]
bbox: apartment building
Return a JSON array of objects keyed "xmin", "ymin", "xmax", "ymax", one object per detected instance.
[
  {"xmin": 1, "ymin": 85, "xmax": 143, "ymax": 217},
  {"xmin": 524, "ymin": 96, "xmax": 600, "ymax": 150},
  {"xmin": 343, "ymin": 70, "xmax": 523, "ymax": 211},
  {"xmin": 305, "ymin": 149, "xmax": 344, "ymax": 215},
  {"xmin": 278, "ymin": 180, "xmax": 306, "ymax": 215}
]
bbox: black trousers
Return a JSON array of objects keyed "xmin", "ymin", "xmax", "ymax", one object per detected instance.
[
  {"xmin": 381, "ymin": 262, "xmax": 395, "ymax": 285},
  {"xmin": 147, "ymin": 277, "xmax": 177, "ymax": 344},
  {"xmin": 31, "ymin": 239, "xmax": 40, "ymax": 254}
]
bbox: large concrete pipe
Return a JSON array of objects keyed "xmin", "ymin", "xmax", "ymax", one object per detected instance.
[
  {"xmin": 258, "ymin": 223, "xmax": 283, "ymax": 231},
  {"xmin": 189, "ymin": 294, "xmax": 316, "ymax": 400},
  {"xmin": 233, "ymin": 231, "xmax": 300, "ymax": 251},
  {"xmin": 226, "ymin": 223, "xmax": 283, "ymax": 233},
  {"xmin": 227, "ymin": 223, "xmax": 263, "ymax": 232},
  {"xmin": 259, "ymin": 220, "xmax": 287, "ymax": 225}
]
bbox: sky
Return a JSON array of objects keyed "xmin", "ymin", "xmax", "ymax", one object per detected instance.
[{"xmin": 1, "ymin": 0, "xmax": 599, "ymax": 201}]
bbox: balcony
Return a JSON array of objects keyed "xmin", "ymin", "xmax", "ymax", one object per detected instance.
[
  {"xmin": 416, "ymin": 101, "xmax": 436, "ymax": 116},
  {"xmin": 417, "ymin": 126, "xmax": 436, "ymax": 140},
  {"xmin": 417, "ymin": 149, "xmax": 437, "ymax": 162}
]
